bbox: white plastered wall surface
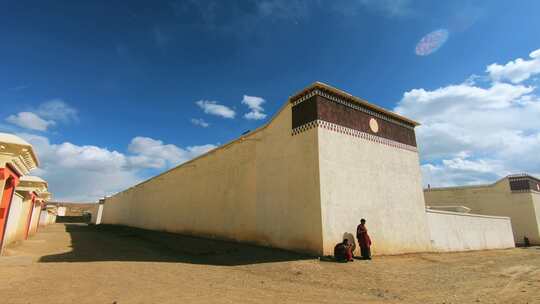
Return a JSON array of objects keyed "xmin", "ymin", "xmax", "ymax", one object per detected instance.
[
  {"xmin": 102, "ymin": 103, "xmax": 324, "ymax": 255},
  {"xmin": 3, "ymin": 192, "xmax": 24, "ymax": 247},
  {"xmin": 14, "ymin": 196, "xmax": 33, "ymax": 242},
  {"xmin": 426, "ymin": 209, "xmax": 515, "ymax": 251},
  {"xmin": 28, "ymin": 204, "xmax": 41, "ymax": 236},
  {"xmin": 317, "ymin": 128, "xmax": 432, "ymax": 255}
]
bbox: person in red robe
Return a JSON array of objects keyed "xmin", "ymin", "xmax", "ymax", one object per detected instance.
[
  {"xmin": 356, "ymin": 218, "xmax": 372, "ymax": 260},
  {"xmin": 334, "ymin": 239, "xmax": 354, "ymax": 262}
]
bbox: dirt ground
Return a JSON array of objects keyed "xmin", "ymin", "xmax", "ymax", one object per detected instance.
[{"xmin": 1, "ymin": 224, "xmax": 539, "ymax": 304}]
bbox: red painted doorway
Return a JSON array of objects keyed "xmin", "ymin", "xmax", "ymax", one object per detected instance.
[{"xmin": 0, "ymin": 166, "xmax": 20, "ymax": 251}]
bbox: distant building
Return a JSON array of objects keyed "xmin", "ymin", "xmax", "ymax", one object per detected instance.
[
  {"xmin": 39, "ymin": 204, "xmax": 58, "ymax": 226},
  {"xmin": 47, "ymin": 201, "xmax": 99, "ymax": 223},
  {"xmin": 47, "ymin": 201, "xmax": 98, "ymax": 216},
  {"xmin": 424, "ymin": 174, "xmax": 540, "ymax": 245}
]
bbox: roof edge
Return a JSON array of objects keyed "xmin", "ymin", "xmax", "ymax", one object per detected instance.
[
  {"xmin": 424, "ymin": 173, "xmax": 540, "ymax": 191},
  {"xmin": 288, "ymin": 82, "xmax": 420, "ymax": 127}
]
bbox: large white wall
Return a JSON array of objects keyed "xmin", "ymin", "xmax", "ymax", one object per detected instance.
[
  {"xmin": 102, "ymin": 104, "xmax": 324, "ymax": 255},
  {"xmin": 426, "ymin": 209, "xmax": 515, "ymax": 251},
  {"xmin": 317, "ymin": 128, "xmax": 432, "ymax": 255}
]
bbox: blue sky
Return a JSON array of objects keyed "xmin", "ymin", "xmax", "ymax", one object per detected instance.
[{"xmin": 2, "ymin": 0, "xmax": 540, "ymax": 201}]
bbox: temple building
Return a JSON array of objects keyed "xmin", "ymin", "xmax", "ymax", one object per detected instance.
[
  {"xmin": 4, "ymin": 176, "xmax": 51, "ymax": 247},
  {"xmin": 101, "ymin": 83, "xmax": 515, "ymax": 255},
  {"xmin": 0, "ymin": 133, "xmax": 40, "ymax": 253},
  {"xmin": 425, "ymin": 173, "xmax": 540, "ymax": 246}
]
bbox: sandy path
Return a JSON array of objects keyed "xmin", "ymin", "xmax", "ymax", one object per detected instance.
[{"xmin": 1, "ymin": 223, "xmax": 539, "ymax": 304}]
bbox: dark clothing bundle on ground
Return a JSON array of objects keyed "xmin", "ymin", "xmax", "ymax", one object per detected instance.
[{"xmin": 334, "ymin": 242, "xmax": 353, "ymax": 262}]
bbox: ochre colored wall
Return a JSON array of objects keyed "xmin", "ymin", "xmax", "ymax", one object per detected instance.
[
  {"xmin": 317, "ymin": 128, "xmax": 431, "ymax": 255},
  {"xmin": 533, "ymin": 193, "xmax": 540, "ymax": 243},
  {"xmin": 102, "ymin": 104, "xmax": 324, "ymax": 255},
  {"xmin": 426, "ymin": 209, "xmax": 515, "ymax": 251},
  {"xmin": 424, "ymin": 180, "xmax": 540, "ymax": 245}
]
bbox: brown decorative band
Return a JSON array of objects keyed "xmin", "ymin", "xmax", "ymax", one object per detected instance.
[
  {"xmin": 292, "ymin": 120, "xmax": 418, "ymax": 152},
  {"xmin": 292, "ymin": 94, "xmax": 417, "ymax": 147},
  {"xmin": 292, "ymin": 89, "xmax": 415, "ymax": 130},
  {"xmin": 509, "ymin": 176, "xmax": 540, "ymax": 192}
]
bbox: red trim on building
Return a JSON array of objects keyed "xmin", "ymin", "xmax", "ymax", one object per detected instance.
[
  {"xmin": 0, "ymin": 164, "xmax": 21, "ymax": 251},
  {"xmin": 24, "ymin": 192, "xmax": 37, "ymax": 240}
]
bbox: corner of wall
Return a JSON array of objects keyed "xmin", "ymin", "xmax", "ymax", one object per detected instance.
[{"xmin": 314, "ymin": 126, "xmax": 324, "ymax": 256}]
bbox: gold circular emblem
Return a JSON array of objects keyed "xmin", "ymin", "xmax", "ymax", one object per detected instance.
[{"xmin": 369, "ymin": 118, "xmax": 379, "ymax": 133}]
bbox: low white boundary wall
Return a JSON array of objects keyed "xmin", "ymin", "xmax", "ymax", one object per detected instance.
[{"xmin": 426, "ymin": 209, "xmax": 515, "ymax": 251}]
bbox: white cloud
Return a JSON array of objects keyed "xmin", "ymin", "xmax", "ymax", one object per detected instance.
[
  {"xmin": 6, "ymin": 112, "xmax": 55, "ymax": 131},
  {"xmin": 421, "ymin": 157, "xmax": 505, "ymax": 188},
  {"xmin": 19, "ymin": 133, "xmax": 216, "ymax": 202},
  {"xmin": 19, "ymin": 133, "xmax": 137, "ymax": 202},
  {"xmin": 37, "ymin": 99, "xmax": 78, "ymax": 123},
  {"xmin": 244, "ymin": 111, "xmax": 267, "ymax": 120},
  {"xmin": 128, "ymin": 136, "xmax": 217, "ymax": 169},
  {"xmin": 242, "ymin": 95, "xmax": 267, "ymax": 120},
  {"xmin": 196, "ymin": 100, "xmax": 236, "ymax": 119},
  {"xmin": 191, "ymin": 118, "xmax": 210, "ymax": 127},
  {"xmin": 395, "ymin": 49, "xmax": 540, "ymax": 187},
  {"xmin": 241, "ymin": 95, "xmax": 265, "ymax": 112},
  {"xmin": 5, "ymin": 99, "xmax": 78, "ymax": 132},
  {"xmin": 185, "ymin": 144, "xmax": 217, "ymax": 156},
  {"xmin": 128, "ymin": 137, "xmax": 182, "ymax": 168},
  {"xmin": 486, "ymin": 48, "xmax": 540, "ymax": 83}
]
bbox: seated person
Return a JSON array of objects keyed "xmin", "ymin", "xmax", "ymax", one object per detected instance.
[{"xmin": 334, "ymin": 239, "xmax": 354, "ymax": 262}]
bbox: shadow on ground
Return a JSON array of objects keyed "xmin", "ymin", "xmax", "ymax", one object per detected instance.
[
  {"xmin": 39, "ymin": 224, "xmax": 311, "ymax": 266},
  {"xmin": 56, "ymin": 214, "xmax": 91, "ymax": 223}
]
